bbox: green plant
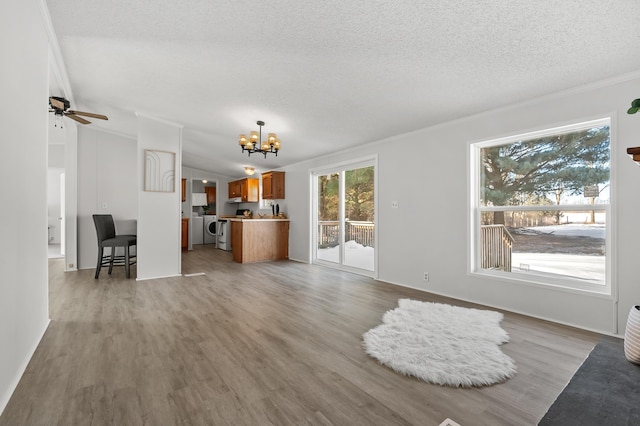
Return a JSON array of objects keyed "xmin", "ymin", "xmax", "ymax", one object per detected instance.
[{"xmin": 628, "ymin": 98, "xmax": 640, "ymax": 114}]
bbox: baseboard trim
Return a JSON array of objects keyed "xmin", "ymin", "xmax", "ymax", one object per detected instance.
[
  {"xmin": 288, "ymin": 257, "xmax": 309, "ymax": 264},
  {"xmin": 135, "ymin": 273, "xmax": 182, "ymax": 282},
  {"xmin": 376, "ymin": 278, "xmax": 618, "ymax": 338},
  {"xmin": 0, "ymin": 318, "xmax": 50, "ymax": 417}
]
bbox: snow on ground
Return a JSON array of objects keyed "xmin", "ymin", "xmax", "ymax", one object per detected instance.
[
  {"xmin": 317, "ymin": 240, "xmax": 374, "ymax": 271},
  {"xmin": 519, "ymin": 223, "xmax": 605, "ymax": 238},
  {"xmin": 514, "ymin": 224, "xmax": 606, "ymax": 282},
  {"xmin": 512, "ymin": 252, "xmax": 605, "ymax": 282},
  {"xmin": 318, "ymin": 225, "xmax": 606, "ymax": 283}
]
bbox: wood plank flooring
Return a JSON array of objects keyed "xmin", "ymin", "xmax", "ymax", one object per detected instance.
[{"xmin": 0, "ymin": 245, "xmax": 598, "ymax": 425}]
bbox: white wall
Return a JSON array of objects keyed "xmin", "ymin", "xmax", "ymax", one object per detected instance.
[
  {"xmin": 137, "ymin": 115, "xmax": 183, "ymax": 280},
  {"xmin": 63, "ymin": 123, "xmax": 78, "ymax": 270},
  {"xmin": 0, "ymin": 0, "xmax": 50, "ymax": 415},
  {"xmin": 47, "ymin": 168, "xmax": 63, "ymax": 244},
  {"xmin": 47, "ymin": 143, "xmax": 65, "ymax": 245},
  {"xmin": 77, "ymin": 127, "xmax": 138, "ymax": 269},
  {"xmin": 48, "ymin": 143, "xmax": 64, "ymax": 167},
  {"xmin": 285, "ymin": 75, "xmax": 640, "ymax": 336},
  {"xmin": 48, "ymin": 124, "xmax": 79, "ymax": 270}
]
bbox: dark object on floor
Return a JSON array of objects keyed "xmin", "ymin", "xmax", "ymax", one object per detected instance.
[
  {"xmin": 92, "ymin": 214, "xmax": 137, "ymax": 279},
  {"xmin": 539, "ymin": 335, "xmax": 640, "ymax": 425}
]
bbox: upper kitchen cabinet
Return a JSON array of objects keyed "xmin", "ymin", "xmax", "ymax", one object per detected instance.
[
  {"xmin": 228, "ymin": 180, "xmax": 241, "ymax": 198},
  {"xmin": 262, "ymin": 171, "xmax": 285, "ymax": 199},
  {"xmin": 205, "ymin": 186, "xmax": 216, "ymax": 204},
  {"xmin": 228, "ymin": 178, "xmax": 259, "ymax": 202}
]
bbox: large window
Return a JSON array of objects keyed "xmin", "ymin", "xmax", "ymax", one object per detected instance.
[{"xmin": 470, "ymin": 118, "xmax": 612, "ymax": 293}]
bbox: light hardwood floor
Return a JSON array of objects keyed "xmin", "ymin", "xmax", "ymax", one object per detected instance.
[{"xmin": 1, "ymin": 245, "xmax": 597, "ymax": 425}]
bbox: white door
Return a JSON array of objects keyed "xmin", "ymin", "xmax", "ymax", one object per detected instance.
[{"xmin": 312, "ymin": 159, "xmax": 377, "ymax": 276}]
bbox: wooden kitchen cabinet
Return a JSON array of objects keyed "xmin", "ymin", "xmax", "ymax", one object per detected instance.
[
  {"xmin": 228, "ymin": 180, "xmax": 241, "ymax": 198},
  {"xmin": 181, "ymin": 178, "xmax": 187, "ymax": 202},
  {"xmin": 261, "ymin": 171, "xmax": 285, "ymax": 199},
  {"xmin": 205, "ymin": 186, "xmax": 216, "ymax": 204},
  {"xmin": 181, "ymin": 218, "xmax": 189, "ymax": 250},
  {"xmin": 230, "ymin": 219, "xmax": 289, "ymax": 263},
  {"xmin": 228, "ymin": 178, "xmax": 258, "ymax": 202}
]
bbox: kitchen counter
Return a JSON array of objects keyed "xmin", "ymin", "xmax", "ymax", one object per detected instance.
[{"xmin": 230, "ymin": 219, "xmax": 290, "ymax": 263}]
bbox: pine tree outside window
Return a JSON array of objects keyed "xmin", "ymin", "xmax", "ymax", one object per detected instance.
[{"xmin": 469, "ymin": 118, "xmax": 612, "ymax": 294}]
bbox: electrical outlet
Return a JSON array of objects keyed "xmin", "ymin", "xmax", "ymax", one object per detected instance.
[
  {"xmin": 391, "ymin": 201, "xmax": 399, "ymax": 208},
  {"xmin": 424, "ymin": 272, "xmax": 429, "ymax": 281}
]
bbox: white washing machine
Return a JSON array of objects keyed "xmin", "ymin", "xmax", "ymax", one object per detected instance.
[{"xmin": 203, "ymin": 215, "xmax": 217, "ymax": 245}]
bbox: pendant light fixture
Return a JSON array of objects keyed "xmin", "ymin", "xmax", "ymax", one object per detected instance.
[{"xmin": 238, "ymin": 120, "xmax": 281, "ymax": 157}]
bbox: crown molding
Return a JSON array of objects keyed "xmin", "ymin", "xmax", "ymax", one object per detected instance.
[
  {"xmin": 135, "ymin": 111, "xmax": 185, "ymax": 129},
  {"xmin": 39, "ymin": 0, "xmax": 74, "ymax": 103}
]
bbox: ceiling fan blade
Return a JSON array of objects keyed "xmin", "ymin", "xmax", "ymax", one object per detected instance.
[
  {"xmin": 68, "ymin": 110, "xmax": 108, "ymax": 120},
  {"xmin": 49, "ymin": 97, "xmax": 65, "ymax": 110},
  {"xmin": 65, "ymin": 113, "xmax": 91, "ymax": 125}
]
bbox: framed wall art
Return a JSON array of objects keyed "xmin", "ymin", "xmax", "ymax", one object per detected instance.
[{"xmin": 144, "ymin": 149, "xmax": 176, "ymax": 192}]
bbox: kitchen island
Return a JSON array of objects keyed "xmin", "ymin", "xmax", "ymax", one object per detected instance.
[{"xmin": 229, "ymin": 218, "xmax": 290, "ymax": 263}]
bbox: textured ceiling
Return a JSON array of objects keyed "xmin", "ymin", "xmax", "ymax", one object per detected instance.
[{"xmin": 46, "ymin": 0, "xmax": 640, "ymax": 178}]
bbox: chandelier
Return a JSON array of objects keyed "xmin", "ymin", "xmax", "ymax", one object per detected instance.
[{"xmin": 238, "ymin": 120, "xmax": 281, "ymax": 157}]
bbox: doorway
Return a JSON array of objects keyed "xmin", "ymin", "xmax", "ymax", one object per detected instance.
[
  {"xmin": 47, "ymin": 168, "xmax": 64, "ymax": 259},
  {"xmin": 312, "ymin": 158, "xmax": 377, "ymax": 276}
]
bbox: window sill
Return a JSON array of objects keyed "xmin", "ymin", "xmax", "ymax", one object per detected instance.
[{"xmin": 470, "ymin": 269, "xmax": 613, "ymax": 299}]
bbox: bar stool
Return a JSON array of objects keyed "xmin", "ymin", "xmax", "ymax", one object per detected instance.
[{"xmin": 92, "ymin": 214, "xmax": 137, "ymax": 279}]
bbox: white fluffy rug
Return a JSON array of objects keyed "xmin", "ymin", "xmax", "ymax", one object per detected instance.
[{"xmin": 363, "ymin": 299, "xmax": 517, "ymax": 387}]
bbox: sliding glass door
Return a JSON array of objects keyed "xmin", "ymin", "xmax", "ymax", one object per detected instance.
[
  {"xmin": 313, "ymin": 159, "xmax": 376, "ymax": 276},
  {"xmin": 316, "ymin": 172, "xmax": 341, "ymax": 265}
]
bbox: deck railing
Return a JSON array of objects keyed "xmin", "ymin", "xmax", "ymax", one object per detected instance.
[
  {"xmin": 318, "ymin": 221, "xmax": 340, "ymax": 247},
  {"xmin": 318, "ymin": 220, "xmax": 375, "ymax": 247},
  {"xmin": 346, "ymin": 221, "xmax": 375, "ymax": 247},
  {"xmin": 480, "ymin": 224, "xmax": 513, "ymax": 272}
]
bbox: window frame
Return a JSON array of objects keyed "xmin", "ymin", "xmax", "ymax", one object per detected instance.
[{"xmin": 468, "ymin": 117, "xmax": 614, "ymax": 296}]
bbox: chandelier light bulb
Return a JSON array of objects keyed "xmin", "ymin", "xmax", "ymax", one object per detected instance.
[{"xmin": 238, "ymin": 120, "xmax": 281, "ymax": 158}]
